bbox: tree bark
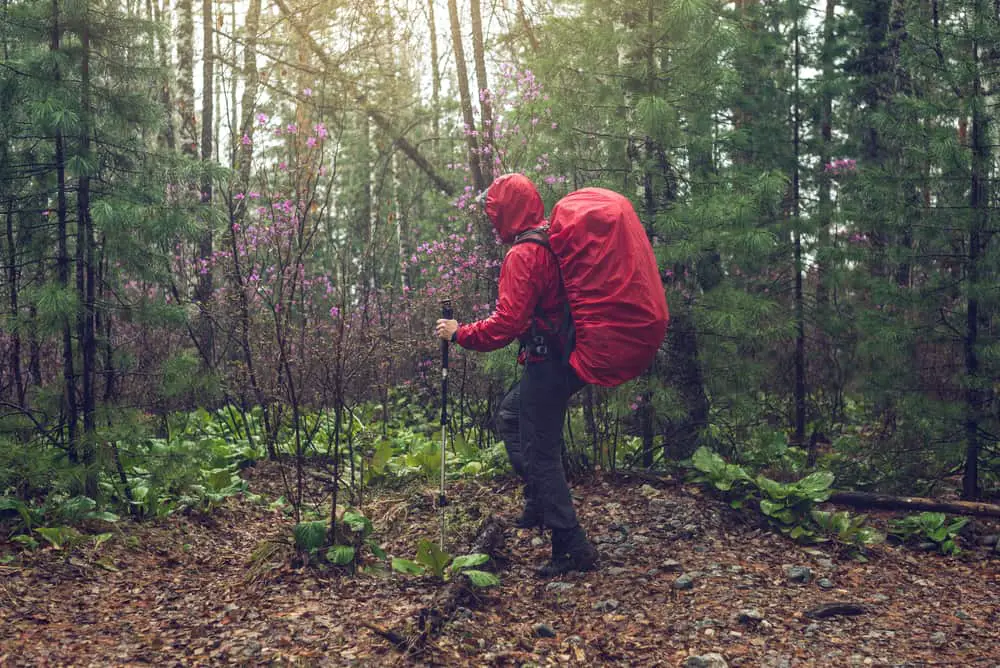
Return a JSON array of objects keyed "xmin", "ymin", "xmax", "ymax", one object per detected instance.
[
  {"xmin": 447, "ymin": 0, "xmax": 484, "ymax": 192},
  {"xmin": 52, "ymin": 0, "xmax": 78, "ymax": 460},
  {"xmin": 77, "ymin": 8, "xmax": 97, "ymax": 498},
  {"xmin": 829, "ymin": 490, "xmax": 1000, "ymax": 519},
  {"xmin": 963, "ymin": 4, "xmax": 989, "ymax": 500},
  {"xmin": 177, "ymin": 0, "xmax": 197, "ymax": 157},
  {"xmin": 792, "ymin": 0, "xmax": 806, "ymax": 445},
  {"xmin": 469, "ymin": 0, "xmax": 492, "ymax": 184},
  {"xmin": 427, "ymin": 0, "xmax": 441, "ymax": 135},
  {"xmin": 196, "ymin": 0, "xmax": 215, "ymax": 368}
]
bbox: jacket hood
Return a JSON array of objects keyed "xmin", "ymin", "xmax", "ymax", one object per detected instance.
[{"xmin": 484, "ymin": 174, "xmax": 545, "ymax": 243}]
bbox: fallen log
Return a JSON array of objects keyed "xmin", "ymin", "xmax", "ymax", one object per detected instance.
[
  {"xmin": 618, "ymin": 469, "xmax": 1000, "ymax": 519},
  {"xmin": 827, "ymin": 491, "xmax": 1000, "ymax": 519},
  {"xmin": 805, "ymin": 602, "xmax": 869, "ymax": 619}
]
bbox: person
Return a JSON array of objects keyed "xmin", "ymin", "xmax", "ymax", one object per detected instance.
[{"xmin": 434, "ymin": 173, "xmax": 599, "ymax": 577}]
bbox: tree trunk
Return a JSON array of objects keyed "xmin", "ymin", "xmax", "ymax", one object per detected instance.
[
  {"xmin": 447, "ymin": 0, "xmax": 484, "ymax": 192},
  {"xmin": 427, "ymin": 0, "xmax": 441, "ymax": 135},
  {"xmin": 469, "ymin": 0, "xmax": 492, "ymax": 184},
  {"xmin": 963, "ymin": 8, "xmax": 989, "ymax": 500},
  {"xmin": 52, "ymin": 0, "xmax": 78, "ymax": 459},
  {"xmin": 792, "ymin": 1, "xmax": 806, "ymax": 445},
  {"xmin": 5, "ymin": 202, "xmax": 24, "ymax": 407},
  {"xmin": 78, "ymin": 10, "xmax": 97, "ymax": 498},
  {"xmin": 154, "ymin": 0, "xmax": 176, "ymax": 151},
  {"xmin": 177, "ymin": 0, "xmax": 197, "ymax": 157},
  {"xmin": 816, "ymin": 0, "xmax": 836, "ymax": 309},
  {"xmin": 195, "ymin": 0, "xmax": 215, "ymax": 368},
  {"xmin": 662, "ymin": 305, "xmax": 709, "ymax": 460}
]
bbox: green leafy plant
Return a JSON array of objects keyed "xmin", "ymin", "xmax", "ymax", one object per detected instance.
[
  {"xmin": 756, "ymin": 471, "xmax": 835, "ymax": 541},
  {"xmin": 811, "ymin": 510, "xmax": 884, "ymax": 552},
  {"xmin": 691, "ymin": 446, "xmax": 880, "ymax": 549},
  {"xmin": 889, "ymin": 512, "xmax": 968, "ymax": 555},
  {"xmin": 391, "ymin": 538, "xmax": 499, "ymax": 588}
]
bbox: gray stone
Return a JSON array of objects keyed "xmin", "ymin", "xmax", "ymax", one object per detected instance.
[
  {"xmin": 545, "ymin": 582, "xmax": 574, "ymax": 593},
  {"xmin": 565, "ymin": 635, "xmax": 584, "ymax": 646},
  {"xmin": 632, "ymin": 535, "xmax": 652, "ymax": 545},
  {"xmin": 930, "ymin": 631, "xmax": 947, "ymax": 647},
  {"xmin": 817, "ymin": 558, "xmax": 835, "ymax": 569},
  {"xmin": 674, "ymin": 573, "xmax": 696, "ymax": 590},
  {"xmin": 454, "ymin": 606, "xmax": 473, "ymax": 621},
  {"xmin": 533, "ymin": 623, "xmax": 556, "ymax": 638},
  {"xmin": 872, "ymin": 594, "xmax": 890, "ymax": 603},
  {"xmin": 530, "ymin": 536, "xmax": 545, "ymax": 547},
  {"xmin": 805, "ymin": 623, "xmax": 821, "ymax": 635},
  {"xmin": 661, "ymin": 558, "xmax": 683, "ymax": 572},
  {"xmin": 684, "ymin": 653, "xmax": 728, "ymax": 668},
  {"xmin": 956, "ymin": 609, "xmax": 972, "ymax": 621},
  {"xmin": 737, "ymin": 609, "xmax": 764, "ymax": 625},
  {"xmin": 981, "ymin": 534, "xmax": 999, "ymax": 547},
  {"xmin": 606, "ymin": 566, "xmax": 627, "ymax": 576},
  {"xmin": 818, "ymin": 578, "xmax": 835, "ymax": 590},
  {"xmin": 593, "ymin": 599, "xmax": 619, "ymax": 612},
  {"xmin": 785, "ymin": 566, "xmax": 812, "ymax": 584}
]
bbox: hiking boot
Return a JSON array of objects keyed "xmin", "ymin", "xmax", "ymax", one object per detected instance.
[
  {"xmin": 537, "ymin": 526, "xmax": 599, "ymax": 577},
  {"xmin": 513, "ymin": 504, "xmax": 542, "ymax": 529}
]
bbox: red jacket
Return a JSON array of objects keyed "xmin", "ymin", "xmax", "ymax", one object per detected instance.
[{"xmin": 455, "ymin": 174, "xmax": 566, "ymax": 354}]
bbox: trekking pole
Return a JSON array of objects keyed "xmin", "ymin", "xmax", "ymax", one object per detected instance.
[{"xmin": 438, "ymin": 298, "xmax": 453, "ymax": 549}]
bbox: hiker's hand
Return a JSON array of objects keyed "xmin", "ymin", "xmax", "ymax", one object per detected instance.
[{"xmin": 435, "ymin": 319, "xmax": 458, "ymax": 341}]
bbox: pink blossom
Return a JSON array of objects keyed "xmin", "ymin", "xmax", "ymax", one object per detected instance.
[
  {"xmin": 303, "ymin": 88, "xmax": 313, "ymax": 97},
  {"xmin": 241, "ymin": 134, "xmax": 252, "ymax": 145},
  {"xmin": 257, "ymin": 113, "xmax": 268, "ymax": 125},
  {"xmin": 306, "ymin": 137, "xmax": 317, "ymax": 148}
]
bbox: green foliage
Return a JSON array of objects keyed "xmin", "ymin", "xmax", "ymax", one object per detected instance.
[
  {"xmin": 889, "ymin": 513, "xmax": 969, "ymax": 556},
  {"xmin": 391, "ymin": 539, "xmax": 498, "ymax": 588},
  {"xmin": 811, "ymin": 510, "xmax": 884, "ymax": 550},
  {"xmin": 326, "ymin": 545, "xmax": 356, "ymax": 565},
  {"xmin": 293, "ymin": 521, "xmax": 328, "ymax": 552},
  {"xmin": 691, "ymin": 447, "xmax": 878, "ymax": 551}
]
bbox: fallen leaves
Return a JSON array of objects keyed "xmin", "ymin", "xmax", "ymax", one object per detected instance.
[{"xmin": 1, "ymin": 467, "xmax": 999, "ymax": 666}]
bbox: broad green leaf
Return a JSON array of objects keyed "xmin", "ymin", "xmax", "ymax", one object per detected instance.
[
  {"xmin": 450, "ymin": 553, "xmax": 489, "ymax": 570},
  {"xmin": 367, "ymin": 541, "xmax": 388, "ymax": 561},
  {"xmin": 691, "ymin": 446, "xmax": 725, "ymax": 475},
  {"xmin": 326, "ymin": 545, "xmax": 356, "ymax": 566},
  {"xmin": 796, "ymin": 471, "xmax": 835, "ymax": 500},
  {"xmin": 342, "ymin": 511, "xmax": 374, "ymax": 537},
  {"xmin": 391, "ymin": 557, "xmax": 426, "ymax": 575},
  {"xmin": 293, "ymin": 521, "xmax": 327, "ymax": 551},
  {"xmin": 416, "ymin": 539, "xmax": 452, "ymax": 578},
  {"xmin": 759, "ymin": 498, "xmax": 784, "ymax": 518},
  {"xmin": 756, "ymin": 476, "xmax": 791, "ymax": 501},
  {"xmin": 12, "ymin": 535, "xmax": 39, "ymax": 550},
  {"xmin": 464, "ymin": 570, "xmax": 500, "ymax": 588},
  {"xmin": 85, "ymin": 511, "xmax": 120, "ymax": 523}
]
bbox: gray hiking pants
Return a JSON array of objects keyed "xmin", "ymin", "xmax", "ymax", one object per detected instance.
[{"xmin": 496, "ymin": 358, "xmax": 586, "ymax": 531}]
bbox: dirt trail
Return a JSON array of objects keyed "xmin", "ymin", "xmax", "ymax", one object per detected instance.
[{"xmin": 3, "ymin": 467, "xmax": 999, "ymax": 666}]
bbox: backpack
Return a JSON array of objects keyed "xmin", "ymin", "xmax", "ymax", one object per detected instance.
[{"xmin": 521, "ymin": 188, "xmax": 669, "ymax": 387}]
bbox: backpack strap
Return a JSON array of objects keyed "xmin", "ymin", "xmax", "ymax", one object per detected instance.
[{"xmin": 512, "ymin": 228, "xmax": 574, "ymax": 362}]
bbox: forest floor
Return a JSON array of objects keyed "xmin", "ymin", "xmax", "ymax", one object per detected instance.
[{"xmin": 2, "ymin": 463, "xmax": 999, "ymax": 667}]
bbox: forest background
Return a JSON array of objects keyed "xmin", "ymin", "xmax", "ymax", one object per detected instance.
[{"xmin": 1, "ymin": 0, "xmax": 999, "ymax": 549}]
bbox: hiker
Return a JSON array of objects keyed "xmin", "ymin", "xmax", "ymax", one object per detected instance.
[{"xmin": 434, "ymin": 173, "xmax": 599, "ymax": 577}]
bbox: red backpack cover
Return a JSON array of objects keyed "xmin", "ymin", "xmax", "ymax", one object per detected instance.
[{"xmin": 548, "ymin": 188, "xmax": 669, "ymax": 387}]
